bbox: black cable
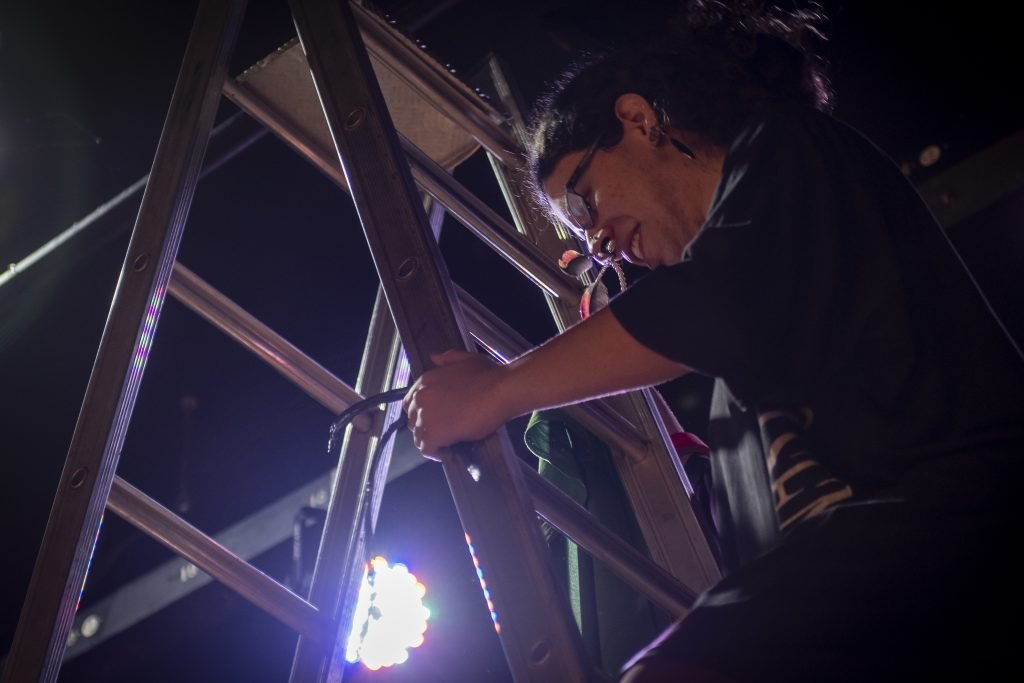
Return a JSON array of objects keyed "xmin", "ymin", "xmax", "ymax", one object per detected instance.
[
  {"xmin": 326, "ymin": 386, "xmax": 410, "ymax": 457},
  {"xmin": 376, "ymin": 410, "xmax": 409, "ymax": 456}
]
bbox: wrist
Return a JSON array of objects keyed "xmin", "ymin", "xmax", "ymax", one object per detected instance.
[{"xmin": 494, "ymin": 356, "xmax": 531, "ymax": 422}]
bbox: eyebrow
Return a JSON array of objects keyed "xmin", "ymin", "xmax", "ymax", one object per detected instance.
[{"xmin": 566, "ymin": 137, "xmax": 602, "ymax": 191}]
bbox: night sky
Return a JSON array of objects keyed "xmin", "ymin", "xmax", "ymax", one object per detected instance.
[{"xmin": 1, "ymin": 1, "xmax": 1021, "ymax": 681}]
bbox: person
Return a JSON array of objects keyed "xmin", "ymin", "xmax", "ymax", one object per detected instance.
[{"xmin": 403, "ymin": 2, "xmax": 1024, "ymax": 680}]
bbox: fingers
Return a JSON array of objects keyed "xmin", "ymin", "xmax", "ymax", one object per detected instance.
[
  {"xmin": 405, "ymin": 377, "xmax": 443, "ymax": 461},
  {"xmin": 431, "ymin": 349, "xmax": 476, "ymax": 367},
  {"xmin": 404, "ymin": 349, "xmax": 495, "ymax": 461},
  {"xmin": 411, "ymin": 412, "xmax": 447, "ymax": 462}
]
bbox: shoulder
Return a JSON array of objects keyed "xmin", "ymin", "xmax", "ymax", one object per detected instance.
[
  {"xmin": 727, "ymin": 102, "xmax": 846, "ymax": 163},
  {"xmin": 705, "ymin": 101, "xmax": 899, "ymax": 237}
]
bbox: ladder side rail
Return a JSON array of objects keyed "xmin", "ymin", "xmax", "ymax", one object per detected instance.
[
  {"xmin": 222, "ymin": 78, "xmax": 577, "ymax": 302},
  {"xmin": 106, "ymin": 477, "xmax": 327, "ymax": 639},
  {"xmin": 623, "ymin": 388, "xmax": 723, "ymax": 581},
  {"xmin": 288, "ymin": 0, "xmax": 592, "ymax": 680},
  {"xmin": 169, "ymin": 262, "xmax": 369, "ymax": 427},
  {"xmin": 289, "ymin": 291, "xmax": 416, "ymax": 676},
  {"xmin": 1, "ymin": 2, "xmax": 247, "ymax": 680}
]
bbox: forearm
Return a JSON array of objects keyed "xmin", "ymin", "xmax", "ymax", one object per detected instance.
[
  {"xmin": 405, "ymin": 307, "xmax": 691, "ymax": 456},
  {"xmin": 497, "ymin": 306, "xmax": 690, "ymax": 419}
]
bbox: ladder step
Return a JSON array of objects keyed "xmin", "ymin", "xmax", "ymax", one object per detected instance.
[{"xmin": 107, "ymin": 476, "xmax": 328, "ymax": 641}]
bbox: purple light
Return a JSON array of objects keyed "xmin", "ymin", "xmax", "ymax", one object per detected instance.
[
  {"xmin": 465, "ymin": 533, "xmax": 500, "ymax": 632},
  {"xmin": 76, "ymin": 513, "xmax": 104, "ymax": 613}
]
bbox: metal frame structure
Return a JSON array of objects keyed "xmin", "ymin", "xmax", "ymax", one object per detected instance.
[{"xmin": 2, "ymin": 1, "xmax": 718, "ymax": 681}]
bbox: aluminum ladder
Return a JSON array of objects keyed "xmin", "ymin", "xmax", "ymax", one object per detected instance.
[{"xmin": 2, "ymin": 0, "xmax": 718, "ymax": 680}]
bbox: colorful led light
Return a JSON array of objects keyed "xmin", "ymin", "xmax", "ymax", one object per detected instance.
[
  {"xmin": 465, "ymin": 533, "xmax": 501, "ymax": 633},
  {"xmin": 345, "ymin": 556, "xmax": 430, "ymax": 670}
]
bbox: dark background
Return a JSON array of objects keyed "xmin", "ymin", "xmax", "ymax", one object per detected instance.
[{"xmin": 1, "ymin": 1, "xmax": 1021, "ymax": 681}]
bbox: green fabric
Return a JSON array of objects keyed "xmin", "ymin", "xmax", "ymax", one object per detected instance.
[
  {"xmin": 524, "ymin": 409, "xmax": 666, "ymax": 675},
  {"xmin": 525, "ymin": 410, "xmax": 588, "ymax": 505},
  {"xmin": 526, "ymin": 411, "xmax": 588, "ymax": 632}
]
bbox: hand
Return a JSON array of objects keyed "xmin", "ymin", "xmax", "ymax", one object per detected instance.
[{"xmin": 403, "ymin": 350, "xmax": 514, "ymax": 461}]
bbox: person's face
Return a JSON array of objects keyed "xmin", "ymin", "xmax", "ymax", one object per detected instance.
[{"xmin": 543, "ymin": 95, "xmax": 724, "ymax": 269}]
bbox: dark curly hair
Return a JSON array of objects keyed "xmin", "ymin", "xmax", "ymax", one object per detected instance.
[{"xmin": 526, "ymin": 1, "xmax": 831, "ymax": 216}]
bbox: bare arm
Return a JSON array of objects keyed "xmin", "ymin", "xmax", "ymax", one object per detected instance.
[{"xmin": 403, "ymin": 306, "xmax": 690, "ymax": 457}]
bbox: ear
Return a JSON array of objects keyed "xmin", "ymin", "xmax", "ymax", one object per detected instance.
[{"xmin": 614, "ymin": 93, "xmax": 658, "ymax": 138}]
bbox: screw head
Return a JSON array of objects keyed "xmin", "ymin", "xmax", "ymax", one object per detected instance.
[
  {"xmin": 397, "ymin": 257, "xmax": 419, "ymax": 282},
  {"xmin": 344, "ymin": 107, "xmax": 366, "ymax": 130},
  {"xmin": 529, "ymin": 640, "xmax": 550, "ymax": 665},
  {"xmin": 70, "ymin": 468, "xmax": 88, "ymax": 489}
]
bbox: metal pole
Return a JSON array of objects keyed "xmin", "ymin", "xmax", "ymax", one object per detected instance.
[
  {"xmin": 106, "ymin": 477, "xmax": 327, "ymax": 639},
  {"xmin": 1, "ymin": 1, "xmax": 247, "ymax": 680},
  {"xmin": 289, "ymin": 0, "xmax": 593, "ymax": 679},
  {"xmin": 289, "ymin": 199, "xmax": 441, "ymax": 682},
  {"xmin": 0, "ymin": 113, "xmax": 267, "ymax": 291},
  {"xmin": 288, "ymin": 289, "xmax": 401, "ymax": 682}
]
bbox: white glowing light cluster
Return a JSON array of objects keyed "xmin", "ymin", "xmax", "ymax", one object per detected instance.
[{"xmin": 345, "ymin": 556, "xmax": 430, "ymax": 670}]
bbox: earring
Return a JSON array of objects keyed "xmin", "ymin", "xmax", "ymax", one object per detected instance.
[{"xmin": 647, "ymin": 124, "xmax": 665, "ymax": 146}]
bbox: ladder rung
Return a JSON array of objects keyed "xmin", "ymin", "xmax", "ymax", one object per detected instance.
[
  {"xmin": 107, "ymin": 476, "xmax": 329, "ymax": 641},
  {"xmin": 168, "ymin": 262, "xmax": 371, "ymax": 430},
  {"xmin": 520, "ymin": 464, "xmax": 696, "ymax": 616},
  {"xmin": 171, "ymin": 253, "xmax": 646, "ymax": 459},
  {"xmin": 458, "ymin": 289, "xmax": 650, "ymax": 456},
  {"xmin": 400, "ymin": 136, "xmax": 576, "ymax": 301}
]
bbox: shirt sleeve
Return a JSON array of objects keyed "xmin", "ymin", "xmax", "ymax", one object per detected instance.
[{"xmin": 609, "ymin": 103, "xmax": 891, "ymax": 403}]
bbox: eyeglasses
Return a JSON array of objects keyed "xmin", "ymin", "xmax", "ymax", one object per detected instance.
[
  {"xmin": 559, "ymin": 131, "xmax": 697, "ymax": 238},
  {"xmin": 561, "ymin": 137, "xmax": 603, "ymax": 237}
]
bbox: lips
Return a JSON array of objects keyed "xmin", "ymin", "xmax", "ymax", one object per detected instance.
[
  {"xmin": 590, "ymin": 227, "xmax": 646, "ymax": 266},
  {"xmin": 622, "ymin": 227, "xmax": 644, "ymax": 265}
]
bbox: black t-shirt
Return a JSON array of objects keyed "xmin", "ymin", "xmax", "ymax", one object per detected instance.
[{"xmin": 610, "ymin": 102, "xmax": 1024, "ymax": 568}]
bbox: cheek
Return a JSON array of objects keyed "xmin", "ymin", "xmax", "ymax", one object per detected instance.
[{"xmin": 598, "ymin": 178, "xmax": 651, "ymax": 219}]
